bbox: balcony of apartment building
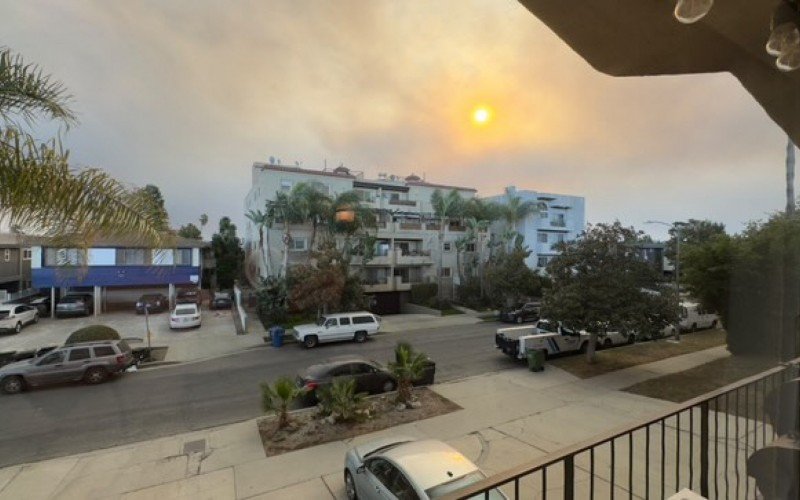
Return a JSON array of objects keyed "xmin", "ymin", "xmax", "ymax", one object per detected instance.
[{"xmin": 394, "ymin": 240, "xmax": 433, "ymax": 266}]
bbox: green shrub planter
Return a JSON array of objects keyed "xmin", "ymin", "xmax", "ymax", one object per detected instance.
[{"xmin": 66, "ymin": 325, "xmax": 121, "ymax": 345}]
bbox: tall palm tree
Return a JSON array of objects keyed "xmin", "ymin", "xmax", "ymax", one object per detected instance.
[
  {"xmin": 0, "ymin": 47, "xmax": 166, "ymax": 245},
  {"xmin": 430, "ymin": 189, "xmax": 465, "ymax": 299},
  {"xmin": 245, "ymin": 209, "xmax": 273, "ymax": 279},
  {"xmin": 265, "ymin": 190, "xmax": 302, "ymax": 277},
  {"xmin": 500, "ymin": 188, "xmax": 537, "ymax": 251},
  {"xmin": 290, "ymin": 182, "xmax": 332, "ymax": 251}
]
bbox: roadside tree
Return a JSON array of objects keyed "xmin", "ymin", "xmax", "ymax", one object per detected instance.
[
  {"xmin": 388, "ymin": 342, "xmax": 428, "ymax": 407},
  {"xmin": 211, "ymin": 217, "xmax": 244, "ymax": 289},
  {"xmin": 260, "ymin": 376, "xmax": 305, "ymax": 429},
  {"xmin": 177, "ymin": 223, "xmax": 202, "ymax": 240},
  {"xmin": 484, "ymin": 246, "xmax": 547, "ymax": 309},
  {"xmin": 543, "ymin": 222, "xmax": 677, "ymax": 363}
]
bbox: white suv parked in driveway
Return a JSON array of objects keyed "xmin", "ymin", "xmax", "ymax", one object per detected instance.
[
  {"xmin": 294, "ymin": 312, "xmax": 381, "ymax": 348},
  {"xmin": 0, "ymin": 304, "xmax": 39, "ymax": 334}
]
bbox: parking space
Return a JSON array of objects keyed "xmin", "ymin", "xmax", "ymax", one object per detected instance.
[{"xmin": 0, "ymin": 307, "xmax": 263, "ymax": 362}]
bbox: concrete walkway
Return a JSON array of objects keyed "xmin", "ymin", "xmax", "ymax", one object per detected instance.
[{"xmin": 0, "ymin": 345, "xmax": 737, "ymax": 500}]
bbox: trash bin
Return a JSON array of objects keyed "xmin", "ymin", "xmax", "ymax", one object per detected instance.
[
  {"xmin": 413, "ymin": 359, "xmax": 436, "ymax": 386},
  {"xmin": 526, "ymin": 349, "xmax": 545, "ymax": 372},
  {"xmin": 270, "ymin": 326, "xmax": 284, "ymax": 348}
]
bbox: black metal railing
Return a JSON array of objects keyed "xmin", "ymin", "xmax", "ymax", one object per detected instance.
[{"xmin": 443, "ymin": 358, "xmax": 800, "ymax": 500}]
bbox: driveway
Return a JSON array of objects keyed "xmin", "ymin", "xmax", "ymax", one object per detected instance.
[{"xmin": 0, "ymin": 308, "xmax": 263, "ymax": 362}]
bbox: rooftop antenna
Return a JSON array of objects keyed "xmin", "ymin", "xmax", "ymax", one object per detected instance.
[{"xmin": 269, "ymin": 156, "xmax": 275, "ymax": 164}]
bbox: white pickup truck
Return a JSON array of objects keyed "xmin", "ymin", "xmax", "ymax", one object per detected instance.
[{"xmin": 495, "ymin": 319, "xmax": 590, "ymax": 359}]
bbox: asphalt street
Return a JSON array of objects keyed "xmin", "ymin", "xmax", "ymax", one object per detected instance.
[{"xmin": 0, "ymin": 321, "xmax": 521, "ymax": 467}]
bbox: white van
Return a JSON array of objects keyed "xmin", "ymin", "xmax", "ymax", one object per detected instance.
[
  {"xmin": 679, "ymin": 302, "xmax": 720, "ymax": 332},
  {"xmin": 293, "ymin": 311, "xmax": 381, "ymax": 348}
]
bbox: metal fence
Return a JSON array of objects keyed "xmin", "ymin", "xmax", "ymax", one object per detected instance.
[{"xmin": 444, "ymin": 358, "xmax": 800, "ymax": 500}]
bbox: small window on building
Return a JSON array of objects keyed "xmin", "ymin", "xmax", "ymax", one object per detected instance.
[
  {"xmin": 68, "ymin": 348, "xmax": 91, "ymax": 361},
  {"xmin": 45, "ymin": 248, "xmax": 85, "ymax": 266},
  {"xmin": 440, "ymin": 267, "xmax": 451, "ymax": 277},
  {"xmin": 3, "ymin": 249, "xmax": 9, "ymax": 262},
  {"xmin": 537, "ymin": 256, "xmax": 548, "ymax": 267},
  {"xmin": 465, "ymin": 243, "xmax": 475, "ymax": 252},
  {"xmin": 22, "ymin": 249, "xmax": 31, "ymax": 261},
  {"xmin": 555, "ymin": 233, "xmax": 565, "ymax": 243},
  {"xmin": 443, "ymin": 242, "xmax": 452, "ymax": 252},
  {"xmin": 116, "ymin": 248, "xmax": 146, "ymax": 265},
  {"xmin": 174, "ymin": 248, "xmax": 192, "ymax": 265},
  {"xmin": 291, "ymin": 238, "xmax": 308, "ymax": 251},
  {"xmin": 538, "ymin": 233, "xmax": 548, "ymax": 243},
  {"xmin": 280, "ymin": 179, "xmax": 293, "ymax": 191},
  {"xmin": 539, "ymin": 202, "xmax": 549, "ymax": 219}
]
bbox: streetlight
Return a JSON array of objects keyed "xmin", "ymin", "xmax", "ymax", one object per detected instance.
[{"xmin": 645, "ymin": 220, "xmax": 685, "ymax": 342}]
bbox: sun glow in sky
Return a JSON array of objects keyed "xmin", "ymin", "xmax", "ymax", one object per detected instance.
[{"xmin": 472, "ymin": 106, "xmax": 492, "ymax": 125}]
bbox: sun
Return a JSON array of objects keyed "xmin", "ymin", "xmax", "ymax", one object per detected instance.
[{"xmin": 472, "ymin": 106, "xmax": 492, "ymax": 125}]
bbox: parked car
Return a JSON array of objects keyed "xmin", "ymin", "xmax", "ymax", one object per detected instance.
[
  {"xmin": 29, "ymin": 295, "xmax": 51, "ymax": 315},
  {"xmin": 294, "ymin": 311, "xmax": 381, "ymax": 348},
  {"xmin": 597, "ymin": 326, "xmax": 637, "ymax": 348},
  {"xmin": 0, "ymin": 339, "xmax": 134, "ymax": 394},
  {"xmin": 499, "ymin": 302, "xmax": 540, "ymax": 324},
  {"xmin": 679, "ymin": 302, "xmax": 720, "ymax": 332},
  {"xmin": 210, "ymin": 292, "xmax": 233, "ymax": 310},
  {"xmin": 344, "ymin": 437, "xmax": 507, "ymax": 500},
  {"xmin": 135, "ymin": 293, "xmax": 168, "ymax": 314},
  {"xmin": 296, "ymin": 356, "xmax": 396, "ymax": 405},
  {"xmin": 0, "ymin": 304, "xmax": 39, "ymax": 334},
  {"xmin": 495, "ymin": 319, "xmax": 587, "ymax": 359},
  {"xmin": 55, "ymin": 294, "xmax": 94, "ymax": 318},
  {"xmin": 169, "ymin": 303, "xmax": 201, "ymax": 329},
  {"xmin": 176, "ymin": 288, "xmax": 202, "ymax": 306}
]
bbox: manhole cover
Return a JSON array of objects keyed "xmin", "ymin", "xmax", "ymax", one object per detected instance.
[{"xmin": 183, "ymin": 439, "xmax": 206, "ymax": 455}]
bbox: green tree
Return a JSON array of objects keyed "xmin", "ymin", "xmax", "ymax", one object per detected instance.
[
  {"xmin": 0, "ymin": 47, "xmax": 166, "ymax": 245},
  {"xmin": 260, "ymin": 376, "xmax": 305, "ymax": 429},
  {"xmin": 499, "ymin": 188, "xmax": 538, "ymax": 251},
  {"xmin": 431, "ymin": 189, "xmax": 466, "ymax": 300},
  {"xmin": 665, "ymin": 219, "xmax": 726, "ymax": 263},
  {"xmin": 177, "ymin": 223, "xmax": 202, "ymax": 240},
  {"xmin": 245, "ymin": 209, "xmax": 273, "ymax": 280},
  {"xmin": 543, "ymin": 222, "xmax": 678, "ymax": 363},
  {"xmin": 484, "ymin": 246, "xmax": 546, "ymax": 309},
  {"xmin": 136, "ymin": 184, "xmax": 169, "ymax": 231},
  {"xmin": 388, "ymin": 342, "xmax": 429, "ymax": 406},
  {"xmin": 291, "ymin": 182, "xmax": 332, "ymax": 251},
  {"xmin": 255, "ymin": 276, "xmax": 288, "ymax": 327},
  {"xmin": 317, "ymin": 378, "xmax": 368, "ymax": 423},
  {"xmin": 211, "ymin": 217, "xmax": 243, "ymax": 289}
]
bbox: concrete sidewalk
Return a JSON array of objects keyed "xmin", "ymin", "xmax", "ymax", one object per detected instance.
[{"xmin": 0, "ymin": 345, "xmax": 735, "ymax": 500}]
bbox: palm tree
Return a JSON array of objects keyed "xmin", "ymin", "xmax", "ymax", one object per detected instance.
[
  {"xmin": 0, "ymin": 47, "xmax": 166, "ymax": 245},
  {"xmin": 388, "ymin": 342, "xmax": 429, "ymax": 406},
  {"xmin": 265, "ymin": 190, "xmax": 303, "ymax": 277},
  {"xmin": 290, "ymin": 182, "xmax": 332, "ymax": 251},
  {"xmin": 260, "ymin": 376, "xmax": 305, "ymax": 429},
  {"xmin": 430, "ymin": 189, "xmax": 465, "ymax": 300},
  {"xmin": 499, "ymin": 188, "xmax": 537, "ymax": 252},
  {"xmin": 245, "ymin": 209, "xmax": 273, "ymax": 279},
  {"xmin": 199, "ymin": 213, "xmax": 209, "ymax": 230}
]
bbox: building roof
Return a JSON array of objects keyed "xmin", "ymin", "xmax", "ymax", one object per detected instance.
[
  {"xmin": 405, "ymin": 180, "xmax": 477, "ymax": 193},
  {"xmin": 518, "ymin": 0, "xmax": 800, "ymax": 144},
  {"xmin": 253, "ymin": 163, "xmax": 357, "ymax": 180}
]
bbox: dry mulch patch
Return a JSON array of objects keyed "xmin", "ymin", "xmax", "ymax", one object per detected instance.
[{"xmin": 257, "ymin": 387, "xmax": 461, "ymax": 457}]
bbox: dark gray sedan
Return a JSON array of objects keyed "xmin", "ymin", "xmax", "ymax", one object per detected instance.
[{"xmin": 296, "ymin": 356, "xmax": 397, "ymax": 405}]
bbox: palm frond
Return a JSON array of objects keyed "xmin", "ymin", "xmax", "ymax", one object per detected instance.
[{"xmin": 0, "ymin": 47, "xmax": 76, "ymax": 127}]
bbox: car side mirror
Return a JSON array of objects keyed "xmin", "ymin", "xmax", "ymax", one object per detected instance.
[{"xmin": 356, "ymin": 465, "xmax": 366, "ymax": 475}]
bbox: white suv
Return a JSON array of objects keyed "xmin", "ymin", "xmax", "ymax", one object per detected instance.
[
  {"xmin": 0, "ymin": 304, "xmax": 39, "ymax": 334},
  {"xmin": 294, "ymin": 312, "xmax": 381, "ymax": 348}
]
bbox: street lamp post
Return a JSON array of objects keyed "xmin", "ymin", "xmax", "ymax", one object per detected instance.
[{"xmin": 645, "ymin": 220, "xmax": 684, "ymax": 342}]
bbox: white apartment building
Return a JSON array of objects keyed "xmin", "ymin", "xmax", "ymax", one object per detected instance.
[
  {"xmin": 244, "ymin": 163, "xmax": 478, "ymax": 313},
  {"xmin": 484, "ymin": 186, "xmax": 585, "ymax": 270}
]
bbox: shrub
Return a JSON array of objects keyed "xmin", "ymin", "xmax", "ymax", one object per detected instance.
[
  {"xmin": 389, "ymin": 342, "xmax": 429, "ymax": 406},
  {"xmin": 261, "ymin": 376, "xmax": 305, "ymax": 429},
  {"xmin": 410, "ymin": 283, "xmax": 437, "ymax": 306},
  {"xmin": 65, "ymin": 325, "xmax": 120, "ymax": 345},
  {"xmin": 317, "ymin": 378, "xmax": 368, "ymax": 423},
  {"xmin": 256, "ymin": 276, "xmax": 288, "ymax": 328}
]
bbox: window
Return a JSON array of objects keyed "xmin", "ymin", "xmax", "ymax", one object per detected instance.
[
  {"xmin": 440, "ymin": 267, "xmax": 451, "ymax": 277},
  {"xmin": 291, "ymin": 238, "xmax": 308, "ymax": 251},
  {"xmin": 465, "ymin": 243, "xmax": 475, "ymax": 252},
  {"xmin": 174, "ymin": 248, "xmax": 192, "ymax": 265},
  {"xmin": 555, "ymin": 233, "xmax": 565, "ymax": 243},
  {"xmin": 443, "ymin": 242, "xmax": 452, "ymax": 252},
  {"xmin": 352, "ymin": 315, "xmax": 376, "ymax": 324},
  {"xmin": 538, "ymin": 233, "xmax": 548, "ymax": 243},
  {"xmin": 38, "ymin": 351, "xmax": 64, "ymax": 366},
  {"xmin": 22, "ymin": 249, "xmax": 31, "ymax": 261},
  {"xmin": 44, "ymin": 248, "xmax": 86, "ymax": 266},
  {"xmin": 552, "ymin": 213, "xmax": 566, "ymax": 227},
  {"xmin": 68, "ymin": 348, "xmax": 91, "ymax": 361},
  {"xmin": 339, "ymin": 317, "xmax": 351, "ymax": 326},
  {"xmin": 537, "ymin": 256, "xmax": 548, "ymax": 267},
  {"xmin": 352, "ymin": 363, "xmax": 373, "ymax": 374},
  {"xmin": 366, "ymin": 458, "xmax": 419, "ymax": 500},
  {"xmin": 94, "ymin": 346, "xmax": 115, "ymax": 357},
  {"xmin": 539, "ymin": 202, "xmax": 548, "ymax": 218},
  {"xmin": 3, "ymin": 249, "xmax": 10, "ymax": 262},
  {"xmin": 324, "ymin": 318, "xmax": 338, "ymax": 327},
  {"xmin": 116, "ymin": 248, "xmax": 146, "ymax": 265},
  {"xmin": 280, "ymin": 179, "xmax": 293, "ymax": 191}
]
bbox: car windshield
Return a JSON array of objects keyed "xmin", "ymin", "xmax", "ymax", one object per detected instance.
[
  {"xmin": 175, "ymin": 307, "xmax": 195, "ymax": 315},
  {"xmin": 426, "ymin": 471, "xmax": 504, "ymax": 499},
  {"xmin": 60, "ymin": 297, "xmax": 83, "ymax": 304}
]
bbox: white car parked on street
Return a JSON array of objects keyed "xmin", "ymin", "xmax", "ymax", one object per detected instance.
[
  {"xmin": 294, "ymin": 311, "xmax": 381, "ymax": 348},
  {"xmin": 169, "ymin": 303, "xmax": 201, "ymax": 330},
  {"xmin": 0, "ymin": 304, "xmax": 39, "ymax": 334}
]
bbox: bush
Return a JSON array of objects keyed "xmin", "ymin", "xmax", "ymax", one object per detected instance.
[
  {"xmin": 261, "ymin": 376, "xmax": 305, "ymax": 429},
  {"xmin": 317, "ymin": 378, "xmax": 368, "ymax": 423},
  {"xmin": 256, "ymin": 276, "xmax": 288, "ymax": 328},
  {"xmin": 65, "ymin": 325, "xmax": 120, "ymax": 345},
  {"xmin": 410, "ymin": 283, "xmax": 438, "ymax": 306}
]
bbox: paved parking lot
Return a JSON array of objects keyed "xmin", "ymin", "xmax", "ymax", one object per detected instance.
[{"xmin": 0, "ymin": 308, "xmax": 263, "ymax": 362}]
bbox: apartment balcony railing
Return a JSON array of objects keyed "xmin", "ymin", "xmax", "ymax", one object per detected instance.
[
  {"xmin": 443, "ymin": 358, "xmax": 800, "ymax": 500},
  {"xmin": 550, "ymin": 220, "xmax": 567, "ymax": 228},
  {"xmin": 388, "ymin": 199, "xmax": 417, "ymax": 207},
  {"xmin": 399, "ymin": 222, "xmax": 423, "ymax": 230}
]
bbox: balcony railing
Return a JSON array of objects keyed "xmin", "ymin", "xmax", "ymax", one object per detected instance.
[
  {"xmin": 551, "ymin": 220, "xmax": 567, "ymax": 228},
  {"xmin": 388, "ymin": 199, "xmax": 417, "ymax": 207},
  {"xmin": 443, "ymin": 358, "xmax": 800, "ymax": 500}
]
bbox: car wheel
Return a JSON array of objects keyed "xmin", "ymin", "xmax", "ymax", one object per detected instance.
[
  {"xmin": 14, "ymin": 322, "xmax": 21, "ymax": 334},
  {"xmin": 691, "ymin": 323, "xmax": 698, "ymax": 333},
  {"xmin": 515, "ymin": 316, "xmax": 523, "ymax": 324},
  {"xmin": 344, "ymin": 470, "xmax": 357, "ymax": 500},
  {"xmin": 627, "ymin": 334, "xmax": 636, "ymax": 345},
  {"xmin": 603, "ymin": 338, "xmax": 612, "ymax": 348},
  {"xmin": 83, "ymin": 367, "xmax": 108, "ymax": 385},
  {"xmin": 2, "ymin": 376, "xmax": 24, "ymax": 394},
  {"xmin": 382, "ymin": 380, "xmax": 396, "ymax": 393},
  {"xmin": 354, "ymin": 331, "xmax": 367, "ymax": 343},
  {"xmin": 304, "ymin": 335, "xmax": 319, "ymax": 348},
  {"xmin": 579, "ymin": 342, "xmax": 588, "ymax": 353}
]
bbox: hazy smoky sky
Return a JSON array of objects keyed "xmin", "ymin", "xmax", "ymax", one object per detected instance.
[{"xmin": 1, "ymin": 0, "xmax": 790, "ymax": 241}]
